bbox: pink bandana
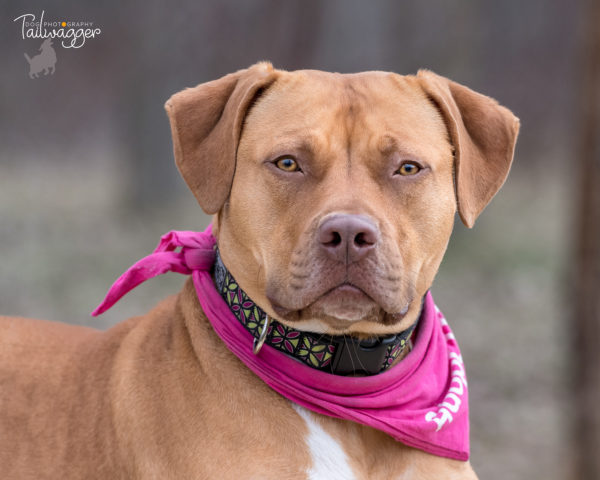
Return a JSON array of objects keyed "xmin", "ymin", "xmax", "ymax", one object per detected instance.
[{"xmin": 93, "ymin": 226, "xmax": 470, "ymax": 461}]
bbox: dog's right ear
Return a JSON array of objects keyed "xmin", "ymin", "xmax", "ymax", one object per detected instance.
[{"xmin": 165, "ymin": 62, "xmax": 278, "ymax": 214}]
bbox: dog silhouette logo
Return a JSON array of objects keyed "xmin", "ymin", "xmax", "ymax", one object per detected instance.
[{"xmin": 24, "ymin": 38, "xmax": 56, "ymax": 78}]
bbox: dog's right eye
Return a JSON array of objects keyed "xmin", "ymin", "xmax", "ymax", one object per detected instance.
[
  {"xmin": 274, "ymin": 156, "xmax": 301, "ymax": 172},
  {"xmin": 395, "ymin": 161, "xmax": 422, "ymax": 176}
]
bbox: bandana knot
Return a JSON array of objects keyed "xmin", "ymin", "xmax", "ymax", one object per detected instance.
[{"xmin": 92, "ymin": 230, "xmax": 215, "ymax": 316}]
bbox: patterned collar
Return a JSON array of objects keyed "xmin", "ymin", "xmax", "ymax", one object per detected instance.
[{"xmin": 213, "ymin": 250, "xmax": 418, "ymax": 376}]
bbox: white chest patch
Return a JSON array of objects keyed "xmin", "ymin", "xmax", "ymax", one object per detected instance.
[{"xmin": 293, "ymin": 404, "xmax": 357, "ymax": 480}]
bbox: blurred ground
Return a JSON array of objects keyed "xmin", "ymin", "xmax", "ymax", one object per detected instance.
[{"xmin": 0, "ymin": 153, "xmax": 569, "ymax": 479}]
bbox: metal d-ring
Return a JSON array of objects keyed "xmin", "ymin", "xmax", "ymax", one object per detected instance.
[{"xmin": 253, "ymin": 315, "xmax": 271, "ymax": 355}]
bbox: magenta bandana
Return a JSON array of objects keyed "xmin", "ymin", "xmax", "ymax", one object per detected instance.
[{"xmin": 92, "ymin": 226, "xmax": 470, "ymax": 461}]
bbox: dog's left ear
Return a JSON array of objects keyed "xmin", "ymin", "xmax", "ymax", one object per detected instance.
[
  {"xmin": 417, "ymin": 70, "xmax": 520, "ymax": 228},
  {"xmin": 165, "ymin": 62, "xmax": 279, "ymax": 214}
]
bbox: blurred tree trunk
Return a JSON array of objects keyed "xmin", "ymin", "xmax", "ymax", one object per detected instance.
[{"xmin": 572, "ymin": 0, "xmax": 600, "ymax": 478}]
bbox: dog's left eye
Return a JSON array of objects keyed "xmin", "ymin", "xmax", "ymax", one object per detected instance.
[
  {"xmin": 275, "ymin": 156, "xmax": 301, "ymax": 172},
  {"xmin": 396, "ymin": 162, "xmax": 421, "ymax": 176}
]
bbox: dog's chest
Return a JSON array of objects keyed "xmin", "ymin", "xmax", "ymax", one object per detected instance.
[
  {"xmin": 286, "ymin": 404, "xmax": 432, "ymax": 480},
  {"xmin": 283, "ymin": 404, "xmax": 476, "ymax": 480},
  {"xmin": 293, "ymin": 405, "xmax": 358, "ymax": 480}
]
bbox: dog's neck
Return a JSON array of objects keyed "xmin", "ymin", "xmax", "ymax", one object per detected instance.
[{"xmin": 212, "ymin": 249, "xmax": 419, "ymax": 376}]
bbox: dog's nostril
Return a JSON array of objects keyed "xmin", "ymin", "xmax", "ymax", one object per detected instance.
[
  {"xmin": 330, "ymin": 231, "xmax": 342, "ymax": 246},
  {"xmin": 323, "ymin": 231, "xmax": 342, "ymax": 247},
  {"xmin": 354, "ymin": 232, "xmax": 369, "ymax": 247},
  {"xmin": 354, "ymin": 229, "xmax": 377, "ymax": 247}
]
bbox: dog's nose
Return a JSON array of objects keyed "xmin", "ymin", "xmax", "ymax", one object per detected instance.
[{"xmin": 318, "ymin": 214, "xmax": 379, "ymax": 263}]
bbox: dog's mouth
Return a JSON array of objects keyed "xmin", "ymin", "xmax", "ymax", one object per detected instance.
[
  {"xmin": 269, "ymin": 280, "xmax": 412, "ymax": 330},
  {"xmin": 317, "ymin": 282, "xmax": 373, "ymax": 308},
  {"xmin": 270, "ymin": 281, "xmax": 369, "ymax": 312},
  {"xmin": 323, "ymin": 282, "xmax": 369, "ymax": 299},
  {"xmin": 310, "ymin": 282, "xmax": 383, "ymax": 322},
  {"xmin": 264, "ymin": 245, "xmax": 416, "ymax": 332}
]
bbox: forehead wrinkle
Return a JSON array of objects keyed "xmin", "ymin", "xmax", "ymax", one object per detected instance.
[
  {"xmin": 271, "ymin": 130, "xmax": 323, "ymax": 152},
  {"xmin": 375, "ymin": 132, "xmax": 438, "ymax": 162},
  {"xmin": 377, "ymin": 134, "xmax": 398, "ymax": 156},
  {"xmin": 339, "ymin": 80, "xmax": 369, "ymax": 175}
]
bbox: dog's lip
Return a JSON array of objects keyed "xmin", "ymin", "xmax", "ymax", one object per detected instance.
[
  {"xmin": 320, "ymin": 282, "xmax": 371, "ymax": 300},
  {"xmin": 269, "ymin": 282, "xmax": 375, "ymax": 319},
  {"xmin": 318, "ymin": 284, "xmax": 414, "ymax": 324},
  {"xmin": 325, "ymin": 282, "xmax": 365, "ymax": 293},
  {"xmin": 268, "ymin": 277, "xmax": 414, "ymax": 324}
]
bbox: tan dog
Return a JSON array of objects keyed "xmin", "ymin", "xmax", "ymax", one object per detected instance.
[{"xmin": 0, "ymin": 63, "xmax": 518, "ymax": 479}]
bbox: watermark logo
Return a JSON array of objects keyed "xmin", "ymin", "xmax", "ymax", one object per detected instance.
[
  {"xmin": 14, "ymin": 10, "xmax": 102, "ymax": 79},
  {"xmin": 23, "ymin": 39, "xmax": 56, "ymax": 78}
]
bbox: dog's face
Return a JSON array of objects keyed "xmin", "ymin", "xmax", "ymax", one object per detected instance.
[
  {"xmin": 224, "ymin": 72, "xmax": 455, "ymax": 334},
  {"xmin": 166, "ymin": 63, "xmax": 519, "ymax": 335}
]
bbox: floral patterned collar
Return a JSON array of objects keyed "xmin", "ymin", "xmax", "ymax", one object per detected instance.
[{"xmin": 213, "ymin": 249, "xmax": 418, "ymax": 376}]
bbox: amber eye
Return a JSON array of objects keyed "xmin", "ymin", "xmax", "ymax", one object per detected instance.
[
  {"xmin": 397, "ymin": 162, "xmax": 421, "ymax": 176},
  {"xmin": 275, "ymin": 156, "xmax": 300, "ymax": 172}
]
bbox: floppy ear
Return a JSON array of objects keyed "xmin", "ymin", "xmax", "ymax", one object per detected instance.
[
  {"xmin": 165, "ymin": 62, "xmax": 279, "ymax": 214},
  {"xmin": 417, "ymin": 70, "xmax": 520, "ymax": 228}
]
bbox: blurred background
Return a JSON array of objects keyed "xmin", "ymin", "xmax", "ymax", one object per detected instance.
[{"xmin": 2, "ymin": 1, "xmax": 599, "ymax": 478}]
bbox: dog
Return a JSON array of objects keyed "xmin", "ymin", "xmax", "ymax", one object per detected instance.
[
  {"xmin": 24, "ymin": 38, "xmax": 57, "ymax": 79},
  {"xmin": 0, "ymin": 63, "xmax": 519, "ymax": 479}
]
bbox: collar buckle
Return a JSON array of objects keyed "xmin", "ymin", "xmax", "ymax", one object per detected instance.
[{"xmin": 330, "ymin": 334, "xmax": 399, "ymax": 376}]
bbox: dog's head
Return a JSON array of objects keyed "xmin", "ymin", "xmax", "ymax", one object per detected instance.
[
  {"xmin": 165, "ymin": 63, "xmax": 519, "ymax": 335},
  {"xmin": 40, "ymin": 39, "xmax": 53, "ymax": 50}
]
